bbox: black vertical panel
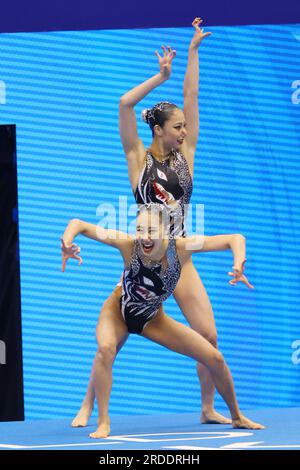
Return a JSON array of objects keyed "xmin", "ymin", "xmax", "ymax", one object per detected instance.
[{"xmin": 0, "ymin": 125, "xmax": 24, "ymax": 421}]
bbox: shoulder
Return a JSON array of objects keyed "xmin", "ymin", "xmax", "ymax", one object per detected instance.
[
  {"xmin": 171, "ymin": 147, "xmax": 185, "ymax": 162},
  {"xmin": 118, "ymin": 233, "xmax": 135, "ymax": 247},
  {"xmin": 175, "ymin": 237, "xmax": 190, "ymax": 265},
  {"xmin": 145, "ymin": 150, "xmax": 154, "ymax": 167},
  {"xmin": 175, "ymin": 237, "xmax": 186, "ymax": 252},
  {"xmin": 177, "ymin": 142, "xmax": 195, "ymax": 176}
]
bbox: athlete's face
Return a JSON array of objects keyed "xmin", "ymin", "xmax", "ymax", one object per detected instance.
[
  {"xmin": 136, "ymin": 211, "xmax": 167, "ymax": 259},
  {"xmin": 155, "ymin": 108, "xmax": 187, "ymax": 150}
]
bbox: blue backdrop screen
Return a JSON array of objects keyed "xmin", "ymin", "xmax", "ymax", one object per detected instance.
[{"xmin": 0, "ymin": 24, "xmax": 299, "ymax": 419}]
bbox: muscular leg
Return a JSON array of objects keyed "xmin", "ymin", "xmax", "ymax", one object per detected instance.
[
  {"xmin": 72, "ymin": 291, "xmax": 119, "ymax": 428},
  {"xmin": 173, "ymin": 258, "xmax": 230, "ymax": 424},
  {"xmin": 72, "ymin": 288, "xmax": 128, "ymax": 438},
  {"xmin": 71, "ymin": 368, "xmax": 95, "ymax": 427},
  {"xmin": 142, "ymin": 308, "xmax": 264, "ymax": 430}
]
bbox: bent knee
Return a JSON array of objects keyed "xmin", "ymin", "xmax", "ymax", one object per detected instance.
[
  {"xmin": 95, "ymin": 343, "xmax": 117, "ymax": 364},
  {"xmin": 207, "ymin": 350, "xmax": 225, "ymax": 369},
  {"xmin": 202, "ymin": 332, "xmax": 218, "ymax": 349}
]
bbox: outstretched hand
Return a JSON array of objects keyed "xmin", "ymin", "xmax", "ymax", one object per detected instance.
[
  {"xmin": 228, "ymin": 260, "xmax": 254, "ymax": 289},
  {"xmin": 155, "ymin": 45, "xmax": 176, "ymax": 80},
  {"xmin": 190, "ymin": 17, "xmax": 212, "ymax": 48},
  {"xmin": 61, "ymin": 238, "xmax": 83, "ymax": 272}
]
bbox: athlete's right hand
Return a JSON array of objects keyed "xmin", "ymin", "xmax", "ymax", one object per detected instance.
[
  {"xmin": 190, "ymin": 18, "xmax": 212, "ymax": 49},
  {"xmin": 155, "ymin": 45, "xmax": 176, "ymax": 80},
  {"xmin": 61, "ymin": 238, "xmax": 83, "ymax": 272}
]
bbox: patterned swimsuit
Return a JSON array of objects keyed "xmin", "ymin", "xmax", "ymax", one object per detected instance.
[
  {"xmin": 121, "ymin": 238, "xmax": 181, "ymax": 334},
  {"xmin": 135, "ymin": 149, "xmax": 193, "ymax": 237}
]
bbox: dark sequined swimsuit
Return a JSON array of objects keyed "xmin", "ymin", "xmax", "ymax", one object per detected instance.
[
  {"xmin": 134, "ymin": 150, "xmax": 193, "ymax": 237},
  {"xmin": 121, "ymin": 238, "xmax": 181, "ymax": 334}
]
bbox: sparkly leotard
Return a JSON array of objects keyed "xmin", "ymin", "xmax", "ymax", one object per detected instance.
[
  {"xmin": 135, "ymin": 149, "xmax": 193, "ymax": 237},
  {"xmin": 121, "ymin": 238, "xmax": 181, "ymax": 334}
]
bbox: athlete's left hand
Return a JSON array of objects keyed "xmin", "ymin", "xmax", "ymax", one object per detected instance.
[
  {"xmin": 190, "ymin": 18, "xmax": 212, "ymax": 48},
  {"xmin": 228, "ymin": 260, "xmax": 254, "ymax": 289}
]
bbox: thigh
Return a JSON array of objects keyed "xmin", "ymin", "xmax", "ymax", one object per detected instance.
[
  {"xmin": 142, "ymin": 307, "xmax": 217, "ymax": 365},
  {"xmin": 96, "ymin": 286, "xmax": 128, "ymax": 352},
  {"xmin": 173, "ymin": 258, "xmax": 217, "ymax": 338}
]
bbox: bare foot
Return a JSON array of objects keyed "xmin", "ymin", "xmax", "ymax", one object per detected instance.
[
  {"xmin": 89, "ymin": 418, "xmax": 111, "ymax": 439},
  {"xmin": 71, "ymin": 405, "xmax": 93, "ymax": 428},
  {"xmin": 201, "ymin": 410, "xmax": 232, "ymax": 424},
  {"xmin": 232, "ymin": 414, "xmax": 265, "ymax": 430}
]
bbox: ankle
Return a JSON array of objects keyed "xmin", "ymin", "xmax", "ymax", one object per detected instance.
[
  {"xmin": 201, "ymin": 406, "xmax": 214, "ymax": 415},
  {"xmin": 231, "ymin": 411, "xmax": 242, "ymax": 421},
  {"xmin": 81, "ymin": 402, "xmax": 93, "ymax": 411},
  {"xmin": 98, "ymin": 415, "xmax": 110, "ymax": 424}
]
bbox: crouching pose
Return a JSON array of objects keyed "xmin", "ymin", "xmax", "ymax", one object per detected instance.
[{"xmin": 61, "ymin": 204, "xmax": 264, "ymax": 438}]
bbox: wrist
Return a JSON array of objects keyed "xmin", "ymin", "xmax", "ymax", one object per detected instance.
[
  {"xmin": 61, "ymin": 237, "xmax": 72, "ymax": 247},
  {"xmin": 189, "ymin": 43, "xmax": 200, "ymax": 52},
  {"xmin": 233, "ymin": 259, "xmax": 246, "ymax": 272},
  {"xmin": 158, "ymin": 71, "xmax": 170, "ymax": 82},
  {"xmin": 61, "ymin": 240, "xmax": 71, "ymax": 250}
]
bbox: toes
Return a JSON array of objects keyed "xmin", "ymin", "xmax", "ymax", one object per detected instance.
[
  {"xmin": 89, "ymin": 429, "xmax": 110, "ymax": 439},
  {"xmin": 89, "ymin": 432, "xmax": 100, "ymax": 439}
]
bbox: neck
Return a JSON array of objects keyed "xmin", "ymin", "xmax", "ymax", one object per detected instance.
[
  {"xmin": 149, "ymin": 140, "xmax": 173, "ymax": 161},
  {"xmin": 148, "ymin": 240, "xmax": 168, "ymax": 262}
]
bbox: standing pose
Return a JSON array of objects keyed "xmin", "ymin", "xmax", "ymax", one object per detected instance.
[
  {"xmin": 71, "ymin": 18, "xmax": 246, "ymax": 428},
  {"xmin": 118, "ymin": 18, "xmax": 230, "ymax": 424},
  {"xmin": 62, "ymin": 204, "xmax": 263, "ymax": 438}
]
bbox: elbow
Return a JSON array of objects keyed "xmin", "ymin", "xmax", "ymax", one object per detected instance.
[
  {"xmin": 70, "ymin": 218, "xmax": 83, "ymax": 231},
  {"xmin": 229, "ymin": 233, "xmax": 245, "ymax": 245},
  {"xmin": 234, "ymin": 233, "xmax": 246, "ymax": 242},
  {"xmin": 71, "ymin": 217, "xmax": 81, "ymax": 224},
  {"xmin": 119, "ymin": 95, "xmax": 131, "ymax": 108}
]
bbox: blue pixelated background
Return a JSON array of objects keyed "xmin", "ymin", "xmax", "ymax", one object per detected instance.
[{"xmin": 0, "ymin": 23, "xmax": 299, "ymax": 419}]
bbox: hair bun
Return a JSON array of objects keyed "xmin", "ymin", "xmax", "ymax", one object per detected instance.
[{"xmin": 141, "ymin": 109, "xmax": 149, "ymax": 124}]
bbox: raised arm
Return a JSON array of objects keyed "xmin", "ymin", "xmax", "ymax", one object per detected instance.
[
  {"xmin": 61, "ymin": 218, "xmax": 132, "ymax": 272},
  {"xmin": 181, "ymin": 18, "xmax": 211, "ymax": 174},
  {"xmin": 119, "ymin": 46, "xmax": 176, "ymax": 189}
]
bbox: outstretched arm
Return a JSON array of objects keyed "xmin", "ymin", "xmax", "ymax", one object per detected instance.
[
  {"xmin": 177, "ymin": 234, "xmax": 253, "ymax": 288},
  {"xmin": 181, "ymin": 18, "xmax": 211, "ymax": 175},
  {"xmin": 119, "ymin": 46, "xmax": 176, "ymax": 189},
  {"xmin": 185, "ymin": 234, "xmax": 246, "ymax": 264},
  {"xmin": 61, "ymin": 219, "xmax": 132, "ymax": 272}
]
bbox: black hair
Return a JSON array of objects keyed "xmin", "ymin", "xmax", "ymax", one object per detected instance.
[
  {"xmin": 141, "ymin": 102, "xmax": 179, "ymax": 136},
  {"xmin": 137, "ymin": 203, "xmax": 171, "ymax": 235}
]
